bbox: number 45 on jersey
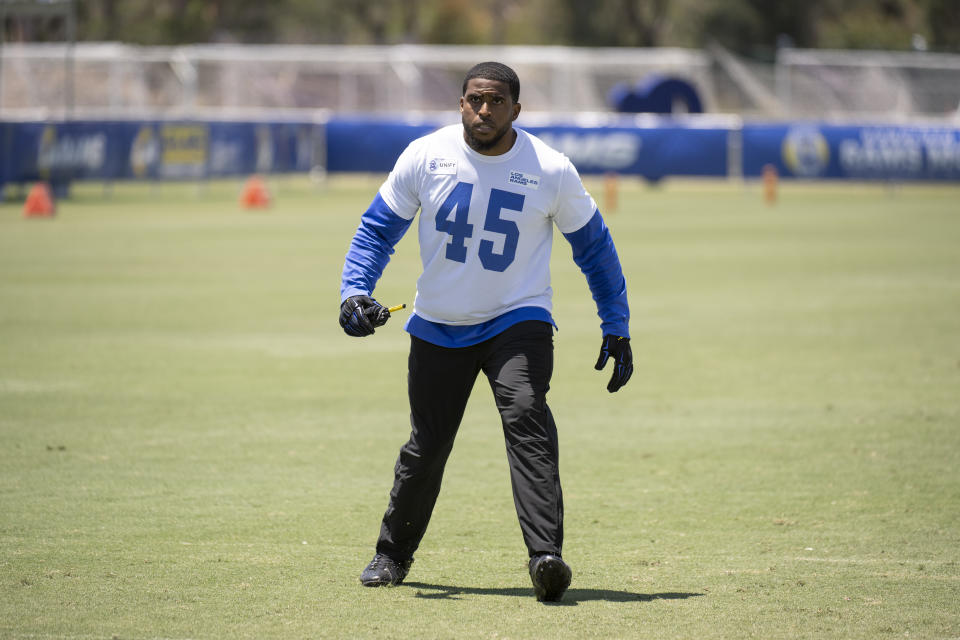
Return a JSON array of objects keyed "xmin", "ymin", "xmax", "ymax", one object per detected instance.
[{"xmin": 435, "ymin": 181, "xmax": 525, "ymax": 273}]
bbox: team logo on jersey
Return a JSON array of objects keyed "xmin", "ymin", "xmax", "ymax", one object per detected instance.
[
  {"xmin": 508, "ymin": 170, "xmax": 540, "ymax": 189},
  {"xmin": 428, "ymin": 158, "xmax": 458, "ymax": 175}
]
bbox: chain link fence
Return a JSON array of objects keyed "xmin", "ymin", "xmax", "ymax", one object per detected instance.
[{"xmin": 2, "ymin": 43, "xmax": 959, "ymax": 121}]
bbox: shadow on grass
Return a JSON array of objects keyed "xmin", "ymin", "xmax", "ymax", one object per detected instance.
[{"xmin": 403, "ymin": 582, "xmax": 703, "ymax": 606}]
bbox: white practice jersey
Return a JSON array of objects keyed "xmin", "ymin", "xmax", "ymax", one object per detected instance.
[{"xmin": 379, "ymin": 124, "xmax": 597, "ymax": 326}]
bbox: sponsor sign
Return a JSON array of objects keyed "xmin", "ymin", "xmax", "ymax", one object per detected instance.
[
  {"xmin": 428, "ymin": 158, "xmax": 458, "ymax": 175},
  {"xmin": 161, "ymin": 124, "xmax": 208, "ymax": 179},
  {"xmin": 744, "ymin": 123, "xmax": 960, "ymax": 180},
  {"xmin": 37, "ymin": 125, "xmax": 107, "ymax": 178}
]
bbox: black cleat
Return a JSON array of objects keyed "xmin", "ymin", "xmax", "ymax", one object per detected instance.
[
  {"xmin": 529, "ymin": 553, "xmax": 572, "ymax": 602},
  {"xmin": 360, "ymin": 553, "xmax": 413, "ymax": 587}
]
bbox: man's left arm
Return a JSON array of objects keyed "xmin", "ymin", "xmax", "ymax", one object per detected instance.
[{"xmin": 563, "ymin": 210, "xmax": 633, "ymax": 393}]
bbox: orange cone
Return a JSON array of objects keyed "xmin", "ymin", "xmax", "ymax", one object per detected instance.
[
  {"xmin": 604, "ymin": 172, "xmax": 619, "ymax": 214},
  {"xmin": 240, "ymin": 175, "xmax": 271, "ymax": 209},
  {"xmin": 23, "ymin": 182, "xmax": 56, "ymax": 218},
  {"xmin": 762, "ymin": 164, "xmax": 778, "ymax": 206}
]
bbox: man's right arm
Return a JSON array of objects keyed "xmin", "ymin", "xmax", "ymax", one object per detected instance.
[
  {"xmin": 338, "ymin": 193, "xmax": 414, "ymax": 337},
  {"xmin": 339, "ymin": 138, "xmax": 422, "ymax": 337},
  {"xmin": 340, "ymin": 193, "xmax": 413, "ymax": 302}
]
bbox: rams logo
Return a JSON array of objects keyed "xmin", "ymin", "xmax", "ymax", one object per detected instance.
[
  {"xmin": 130, "ymin": 125, "xmax": 159, "ymax": 178},
  {"xmin": 782, "ymin": 127, "xmax": 829, "ymax": 177}
]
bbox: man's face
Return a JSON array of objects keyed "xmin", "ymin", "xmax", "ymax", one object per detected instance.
[{"xmin": 460, "ymin": 77, "xmax": 521, "ymax": 155}]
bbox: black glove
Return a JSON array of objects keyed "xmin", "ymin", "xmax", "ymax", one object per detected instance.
[
  {"xmin": 594, "ymin": 334, "xmax": 633, "ymax": 393},
  {"xmin": 339, "ymin": 295, "xmax": 390, "ymax": 337}
]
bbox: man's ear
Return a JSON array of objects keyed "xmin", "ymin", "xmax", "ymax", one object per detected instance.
[{"xmin": 512, "ymin": 102, "xmax": 521, "ymax": 121}]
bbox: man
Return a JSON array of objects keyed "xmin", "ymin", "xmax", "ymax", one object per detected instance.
[{"xmin": 339, "ymin": 62, "xmax": 632, "ymax": 602}]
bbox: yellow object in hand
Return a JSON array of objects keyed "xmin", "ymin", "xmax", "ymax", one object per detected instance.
[{"xmin": 387, "ymin": 304, "xmax": 406, "ymax": 313}]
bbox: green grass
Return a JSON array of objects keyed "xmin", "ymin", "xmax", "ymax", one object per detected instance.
[{"xmin": 1, "ymin": 177, "xmax": 958, "ymax": 639}]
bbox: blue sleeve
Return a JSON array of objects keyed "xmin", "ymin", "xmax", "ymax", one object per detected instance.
[
  {"xmin": 340, "ymin": 193, "xmax": 414, "ymax": 301},
  {"xmin": 562, "ymin": 210, "xmax": 630, "ymax": 338}
]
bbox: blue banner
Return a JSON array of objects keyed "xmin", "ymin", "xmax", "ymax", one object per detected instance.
[
  {"xmin": 3, "ymin": 117, "xmax": 960, "ymax": 191},
  {"xmin": 524, "ymin": 124, "xmax": 727, "ymax": 180},
  {"xmin": 743, "ymin": 123, "xmax": 960, "ymax": 181},
  {"xmin": 0, "ymin": 119, "xmax": 319, "ymax": 188},
  {"xmin": 325, "ymin": 118, "xmax": 441, "ymax": 173}
]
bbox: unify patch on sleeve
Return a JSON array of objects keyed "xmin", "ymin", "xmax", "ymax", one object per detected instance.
[{"xmin": 427, "ymin": 158, "xmax": 458, "ymax": 175}]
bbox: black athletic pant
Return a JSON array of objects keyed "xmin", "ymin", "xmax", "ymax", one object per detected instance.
[{"xmin": 375, "ymin": 320, "xmax": 563, "ymax": 562}]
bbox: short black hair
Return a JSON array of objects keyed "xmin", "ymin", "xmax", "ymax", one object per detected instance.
[{"xmin": 462, "ymin": 62, "xmax": 520, "ymax": 103}]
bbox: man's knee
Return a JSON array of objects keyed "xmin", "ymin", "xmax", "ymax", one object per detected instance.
[
  {"xmin": 397, "ymin": 430, "xmax": 456, "ymax": 473},
  {"xmin": 498, "ymin": 388, "xmax": 544, "ymax": 426}
]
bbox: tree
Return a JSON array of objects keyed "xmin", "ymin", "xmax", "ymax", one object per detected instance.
[
  {"xmin": 551, "ymin": 0, "xmax": 672, "ymax": 47},
  {"xmin": 928, "ymin": 0, "xmax": 960, "ymax": 52},
  {"xmin": 699, "ymin": 0, "xmax": 823, "ymax": 60},
  {"xmin": 57, "ymin": 0, "xmax": 955, "ymax": 55}
]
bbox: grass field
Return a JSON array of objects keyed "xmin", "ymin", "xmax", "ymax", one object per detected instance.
[{"xmin": 1, "ymin": 177, "xmax": 958, "ymax": 639}]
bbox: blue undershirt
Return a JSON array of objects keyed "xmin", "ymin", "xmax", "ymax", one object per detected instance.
[{"xmin": 404, "ymin": 307, "xmax": 555, "ymax": 348}]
